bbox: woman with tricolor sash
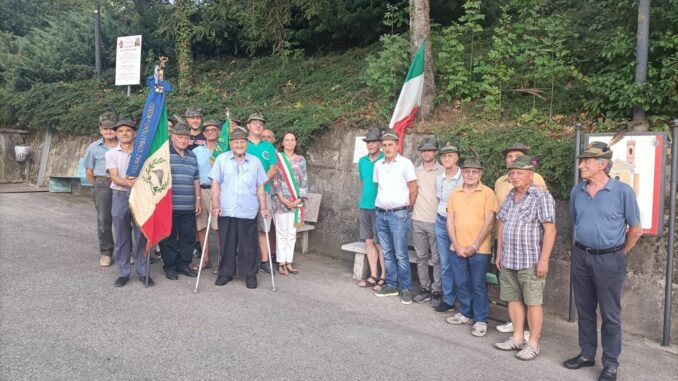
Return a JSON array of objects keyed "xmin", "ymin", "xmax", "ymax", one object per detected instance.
[{"xmin": 271, "ymin": 131, "xmax": 308, "ymax": 275}]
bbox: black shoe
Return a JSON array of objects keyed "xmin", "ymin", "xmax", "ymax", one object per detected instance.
[
  {"xmin": 165, "ymin": 271, "xmax": 178, "ymax": 280},
  {"xmin": 259, "ymin": 262, "xmax": 273, "ymax": 275},
  {"xmin": 435, "ymin": 301, "xmax": 455, "ymax": 313},
  {"xmin": 598, "ymin": 367, "xmax": 617, "ymax": 381},
  {"xmin": 563, "ymin": 354, "xmax": 595, "ymax": 370},
  {"xmin": 246, "ymin": 275, "xmax": 257, "ymax": 289},
  {"xmin": 114, "ymin": 276, "xmax": 129, "ymax": 287},
  {"xmin": 215, "ymin": 276, "xmax": 233, "ymax": 286},
  {"xmin": 431, "ymin": 292, "xmax": 442, "ymax": 308},
  {"xmin": 177, "ymin": 268, "xmax": 198, "ymax": 278},
  {"xmin": 139, "ymin": 276, "xmax": 155, "ymax": 287}
]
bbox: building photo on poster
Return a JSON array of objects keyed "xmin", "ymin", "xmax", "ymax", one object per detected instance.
[{"xmin": 585, "ymin": 132, "xmax": 668, "ymax": 235}]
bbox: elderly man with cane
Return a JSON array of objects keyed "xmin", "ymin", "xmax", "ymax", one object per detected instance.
[{"xmin": 210, "ymin": 126, "xmax": 271, "ymax": 289}]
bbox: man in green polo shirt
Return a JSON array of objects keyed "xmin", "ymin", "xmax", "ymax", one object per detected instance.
[
  {"xmin": 245, "ymin": 112, "xmax": 278, "ymax": 275},
  {"xmin": 356, "ymin": 128, "xmax": 385, "ymax": 289}
]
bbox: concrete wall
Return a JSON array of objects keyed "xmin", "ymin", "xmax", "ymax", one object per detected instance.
[
  {"xmin": 0, "ymin": 128, "xmax": 95, "ymax": 186},
  {"xmin": 306, "ymin": 124, "xmax": 678, "ymax": 344}
]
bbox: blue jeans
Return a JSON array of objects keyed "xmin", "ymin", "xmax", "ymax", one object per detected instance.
[
  {"xmin": 435, "ymin": 215, "xmax": 456, "ymax": 305},
  {"xmin": 451, "ymin": 251, "xmax": 490, "ymax": 322},
  {"xmin": 376, "ymin": 209, "xmax": 412, "ymax": 291}
]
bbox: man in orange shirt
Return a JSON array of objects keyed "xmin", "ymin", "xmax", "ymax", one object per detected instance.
[{"xmin": 445, "ymin": 157, "xmax": 498, "ymax": 337}]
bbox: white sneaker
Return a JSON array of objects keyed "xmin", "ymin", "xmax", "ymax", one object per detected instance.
[
  {"xmin": 496, "ymin": 321, "xmax": 514, "ymax": 333},
  {"xmin": 471, "ymin": 322, "xmax": 487, "ymax": 337},
  {"xmin": 446, "ymin": 312, "xmax": 473, "ymax": 325},
  {"xmin": 99, "ymin": 255, "xmax": 112, "ymax": 267}
]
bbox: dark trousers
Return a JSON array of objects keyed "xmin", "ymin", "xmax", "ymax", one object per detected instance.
[
  {"xmin": 159, "ymin": 210, "xmax": 196, "ymax": 273},
  {"xmin": 571, "ymin": 245, "xmax": 626, "ymax": 368},
  {"xmin": 93, "ymin": 178, "xmax": 114, "ymax": 257},
  {"xmin": 216, "ymin": 216, "xmax": 259, "ymax": 282}
]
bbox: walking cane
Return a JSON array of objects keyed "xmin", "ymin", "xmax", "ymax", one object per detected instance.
[
  {"xmin": 264, "ymin": 218, "xmax": 277, "ymax": 292},
  {"xmin": 193, "ymin": 199, "xmax": 213, "ymax": 294}
]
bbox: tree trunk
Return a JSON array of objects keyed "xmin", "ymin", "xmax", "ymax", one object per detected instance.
[
  {"xmin": 175, "ymin": 0, "xmax": 194, "ymax": 89},
  {"xmin": 409, "ymin": 0, "xmax": 435, "ymax": 120},
  {"xmin": 632, "ymin": 0, "xmax": 650, "ymax": 131}
]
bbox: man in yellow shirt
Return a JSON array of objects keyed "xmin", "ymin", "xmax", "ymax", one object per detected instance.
[{"xmin": 446, "ymin": 157, "xmax": 498, "ymax": 337}]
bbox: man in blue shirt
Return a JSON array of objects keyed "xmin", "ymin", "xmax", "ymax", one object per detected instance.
[
  {"xmin": 84, "ymin": 112, "xmax": 118, "ymax": 267},
  {"xmin": 210, "ymin": 126, "xmax": 270, "ymax": 289},
  {"xmin": 158, "ymin": 122, "xmax": 202, "ymax": 281},
  {"xmin": 563, "ymin": 141, "xmax": 642, "ymax": 381},
  {"xmin": 192, "ymin": 119, "xmax": 221, "ymax": 271}
]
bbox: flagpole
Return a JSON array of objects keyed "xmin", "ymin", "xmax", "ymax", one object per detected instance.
[{"xmin": 144, "ymin": 246, "xmax": 151, "ymax": 288}]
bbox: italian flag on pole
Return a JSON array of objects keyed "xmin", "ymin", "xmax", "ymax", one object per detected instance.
[
  {"xmin": 127, "ymin": 67, "xmax": 173, "ymax": 248},
  {"xmin": 389, "ymin": 38, "xmax": 426, "ymax": 153}
]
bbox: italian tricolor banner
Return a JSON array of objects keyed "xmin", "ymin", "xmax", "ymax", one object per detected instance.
[
  {"xmin": 127, "ymin": 70, "xmax": 173, "ymax": 248},
  {"xmin": 389, "ymin": 38, "xmax": 426, "ymax": 153},
  {"xmin": 276, "ymin": 152, "xmax": 305, "ymax": 227}
]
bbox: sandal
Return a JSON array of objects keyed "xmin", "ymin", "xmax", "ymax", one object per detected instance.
[
  {"xmin": 278, "ymin": 264, "xmax": 289, "ymax": 275},
  {"xmin": 372, "ymin": 277, "xmax": 385, "ymax": 291},
  {"xmin": 286, "ymin": 263, "xmax": 299, "ymax": 274},
  {"xmin": 191, "ymin": 261, "xmax": 211, "ymax": 271},
  {"xmin": 358, "ymin": 276, "xmax": 378, "ymax": 288}
]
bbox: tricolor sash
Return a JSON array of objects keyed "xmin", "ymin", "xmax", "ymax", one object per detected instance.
[{"xmin": 276, "ymin": 152, "xmax": 305, "ymax": 227}]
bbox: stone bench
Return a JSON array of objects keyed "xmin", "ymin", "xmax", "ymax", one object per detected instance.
[{"xmin": 342, "ymin": 240, "xmax": 500, "ymax": 286}]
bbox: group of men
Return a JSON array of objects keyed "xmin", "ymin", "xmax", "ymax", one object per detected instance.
[
  {"xmin": 355, "ymin": 128, "xmax": 641, "ymax": 380},
  {"xmin": 84, "ymin": 107, "xmax": 282, "ymax": 290}
]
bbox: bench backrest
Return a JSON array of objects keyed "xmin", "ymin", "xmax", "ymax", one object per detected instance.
[
  {"xmin": 77, "ymin": 157, "xmax": 91, "ymax": 186},
  {"xmin": 304, "ymin": 192, "xmax": 321, "ymax": 223}
]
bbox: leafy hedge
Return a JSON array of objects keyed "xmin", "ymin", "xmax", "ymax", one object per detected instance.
[{"xmin": 5, "ymin": 48, "xmax": 373, "ymax": 148}]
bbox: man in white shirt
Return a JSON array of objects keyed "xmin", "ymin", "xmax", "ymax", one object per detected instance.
[{"xmin": 372, "ymin": 131, "xmax": 418, "ymax": 305}]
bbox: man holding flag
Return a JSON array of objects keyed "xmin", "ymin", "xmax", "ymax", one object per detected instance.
[{"xmin": 127, "ymin": 58, "xmax": 173, "ymax": 286}]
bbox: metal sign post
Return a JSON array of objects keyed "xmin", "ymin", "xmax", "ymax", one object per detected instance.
[
  {"xmin": 568, "ymin": 122, "xmax": 582, "ymax": 322},
  {"xmin": 662, "ymin": 119, "xmax": 678, "ymax": 347}
]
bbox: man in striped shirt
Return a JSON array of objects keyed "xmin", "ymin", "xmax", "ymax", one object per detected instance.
[
  {"xmin": 494, "ymin": 155, "xmax": 556, "ymax": 361},
  {"xmin": 158, "ymin": 122, "xmax": 202, "ymax": 280}
]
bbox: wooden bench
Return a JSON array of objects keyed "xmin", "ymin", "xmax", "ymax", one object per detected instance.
[
  {"xmin": 49, "ymin": 157, "xmax": 92, "ymax": 192},
  {"xmin": 295, "ymin": 192, "xmax": 321, "ymax": 254}
]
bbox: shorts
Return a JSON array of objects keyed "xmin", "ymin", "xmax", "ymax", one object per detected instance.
[
  {"xmin": 357, "ymin": 208, "xmax": 379, "ymax": 244},
  {"xmin": 499, "ymin": 266, "xmax": 545, "ymax": 306},
  {"xmin": 257, "ymin": 193, "xmax": 273, "ymax": 232},
  {"xmin": 196, "ymin": 188, "xmax": 218, "ymax": 231}
]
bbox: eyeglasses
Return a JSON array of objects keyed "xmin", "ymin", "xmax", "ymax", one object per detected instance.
[
  {"xmin": 204, "ymin": 128, "xmax": 219, "ymax": 133},
  {"xmin": 462, "ymin": 169, "xmax": 481, "ymax": 175}
]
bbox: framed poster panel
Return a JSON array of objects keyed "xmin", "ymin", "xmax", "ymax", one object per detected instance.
[
  {"xmin": 585, "ymin": 132, "xmax": 667, "ymax": 235},
  {"xmin": 115, "ymin": 35, "xmax": 142, "ymax": 86}
]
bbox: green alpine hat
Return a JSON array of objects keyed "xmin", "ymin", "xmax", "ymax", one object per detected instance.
[
  {"xmin": 578, "ymin": 141, "xmax": 613, "ymax": 159},
  {"xmin": 501, "ymin": 142, "xmax": 531, "ymax": 157},
  {"xmin": 229, "ymin": 126, "xmax": 249, "ymax": 141},
  {"xmin": 508, "ymin": 155, "xmax": 535, "ymax": 170},
  {"xmin": 112, "ymin": 119, "xmax": 137, "ymax": 131},
  {"xmin": 173, "ymin": 122, "xmax": 191, "ymax": 136},
  {"xmin": 461, "ymin": 157, "xmax": 483, "ymax": 169},
  {"xmin": 418, "ymin": 138, "xmax": 438, "ymax": 151},
  {"xmin": 99, "ymin": 112, "xmax": 118, "ymax": 128},
  {"xmin": 439, "ymin": 142, "xmax": 460, "ymax": 155},
  {"xmin": 185, "ymin": 106, "xmax": 203, "ymax": 118},
  {"xmin": 381, "ymin": 131, "xmax": 399, "ymax": 141},
  {"xmin": 363, "ymin": 128, "xmax": 381, "ymax": 142},
  {"xmin": 246, "ymin": 112, "xmax": 265, "ymax": 124},
  {"xmin": 203, "ymin": 120, "xmax": 220, "ymax": 129}
]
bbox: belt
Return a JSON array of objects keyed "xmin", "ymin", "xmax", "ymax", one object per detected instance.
[
  {"xmin": 437, "ymin": 213, "xmax": 447, "ymax": 219},
  {"xmin": 200, "ymin": 185, "xmax": 211, "ymax": 189},
  {"xmin": 112, "ymin": 189, "xmax": 130, "ymax": 196},
  {"xmin": 376, "ymin": 206, "xmax": 408, "ymax": 213},
  {"xmin": 575, "ymin": 241, "xmax": 624, "ymax": 255}
]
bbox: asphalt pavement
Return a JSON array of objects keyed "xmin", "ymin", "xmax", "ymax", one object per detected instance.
[{"xmin": 0, "ymin": 192, "xmax": 676, "ymax": 380}]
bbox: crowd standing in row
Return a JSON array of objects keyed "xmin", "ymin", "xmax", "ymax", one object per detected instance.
[
  {"xmin": 353, "ymin": 128, "xmax": 641, "ymax": 381},
  {"xmin": 84, "ymin": 108, "xmax": 308, "ymax": 290},
  {"xmin": 85, "ymin": 112, "xmax": 641, "ymax": 381}
]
